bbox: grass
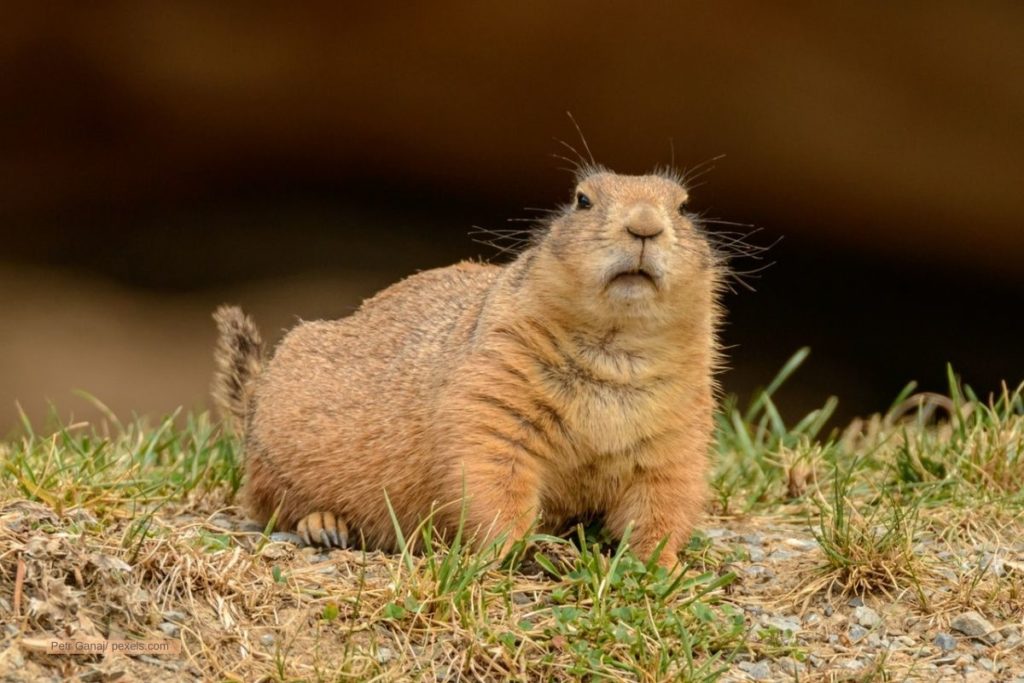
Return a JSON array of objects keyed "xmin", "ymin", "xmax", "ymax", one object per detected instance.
[{"xmin": 1, "ymin": 354, "xmax": 1022, "ymax": 680}]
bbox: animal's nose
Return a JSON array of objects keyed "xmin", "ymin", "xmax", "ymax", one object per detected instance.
[
  {"xmin": 625, "ymin": 221, "xmax": 664, "ymax": 240},
  {"xmin": 623, "ymin": 205, "xmax": 665, "ymax": 240}
]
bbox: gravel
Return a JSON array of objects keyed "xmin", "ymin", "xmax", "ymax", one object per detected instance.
[{"xmin": 705, "ymin": 520, "xmax": 1024, "ymax": 679}]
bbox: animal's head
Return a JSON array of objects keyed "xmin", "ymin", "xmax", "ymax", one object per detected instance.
[{"xmin": 527, "ymin": 168, "xmax": 720, "ymax": 328}]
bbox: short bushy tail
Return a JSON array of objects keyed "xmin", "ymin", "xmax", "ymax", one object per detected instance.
[{"xmin": 211, "ymin": 305, "xmax": 264, "ymax": 431}]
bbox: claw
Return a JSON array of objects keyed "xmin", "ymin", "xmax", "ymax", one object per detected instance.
[
  {"xmin": 296, "ymin": 511, "xmax": 350, "ymax": 549},
  {"xmin": 296, "ymin": 518, "xmax": 311, "ymax": 545}
]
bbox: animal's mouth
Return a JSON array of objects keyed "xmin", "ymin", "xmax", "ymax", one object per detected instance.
[{"xmin": 607, "ymin": 267, "xmax": 659, "ymax": 289}]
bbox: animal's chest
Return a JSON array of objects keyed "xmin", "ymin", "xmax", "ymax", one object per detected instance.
[
  {"xmin": 541, "ymin": 346, "xmax": 674, "ymax": 457},
  {"xmin": 565, "ymin": 386, "xmax": 660, "ymax": 455},
  {"xmin": 539, "ymin": 393, "xmax": 657, "ymax": 523},
  {"xmin": 529, "ymin": 347, "xmax": 685, "ymax": 521}
]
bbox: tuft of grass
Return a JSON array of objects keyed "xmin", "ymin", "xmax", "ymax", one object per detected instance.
[
  {"xmin": 529, "ymin": 527, "xmax": 744, "ymax": 681},
  {"xmin": 3, "ymin": 409, "xmax": 241, "ymax": 521},
  {"xmin": 812, "ymin": 456, "xmax": 928, "ymax": 599},
  {"xmin": 712, "ymin": 348, "xmax": 838, "ymax": 513},
  {"xmin": 713, "ymin": 351, "xmax": 1024, "ymax": 607}
]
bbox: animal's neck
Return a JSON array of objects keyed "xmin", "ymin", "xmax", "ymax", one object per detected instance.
[{"xmin": 494, "ymin": 252, "xmax": 710, "ymax": 381}]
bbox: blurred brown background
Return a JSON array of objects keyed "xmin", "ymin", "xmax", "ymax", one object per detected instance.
[{"xmin": 2, "ymin": 2, "xmax": 1022, "ymax": 434}]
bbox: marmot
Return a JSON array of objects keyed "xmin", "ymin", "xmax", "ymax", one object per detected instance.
[{"xmin": 212, "ymin": 166, "xmax": 723, "ymax": 568}]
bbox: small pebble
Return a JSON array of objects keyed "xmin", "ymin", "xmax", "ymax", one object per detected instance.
[
  {"xmin": 824, "ymin": 605, "xmax": 834, "ymax": 617},
  {"xmin": 743, "ymin": 564, "xmax": 773, "ymax": 579},
  {"xmin": 376, "ymin": 646, "xmax": 395, "ymax": 664},
  {"xmin": 933, "ymin": 632, "xmax": 957, "ymax": 651},
  {"xmin": 5, "ymin": 649, "xmax": 23, "ymax": 669},
  {"xmin": 848, "ymin": 596, "xmax": 865, "ymax": 608},
  {"xmin": 978, "ymin": 552, "xmax": 1004, "ymax": 577},
  {"xmin": 977, "ymin": 657, "xmax": 995, "ymax": 672},
  {"xmin": 511, "ymin": 592, "xmax": 532, "ymax": 606},
  {"xmin": 260, "ymin": 544, "xmax": 290, "ymax": 561},
  {"xmin": 893, "ymin": 635, "xmax": 916, "ymax": 647},
  {"xmin": 260, "ymin": 633, "xmax": 276, "ymax": 647},
  {"xmin": 162, "ymin": 610, "xmax": 188, "ymax": 623},
  {"xmin": 777, "ymin": 656, "xmax": 804, "ymax": 675},
  {"xmin": 767, "ymin": 549, "xmax": 794, "ymax": 561},
  {"xmin": 209, "ymin": 514, "xmax": 234, "ymax": 530},
  {"xmin": 269, "ymin": 531, "xmax": 304, "ymax": 545},
  {"xmin": 956, "ymin": 654, "xmax": 975, "ymax": 667},
  {"xmin": 852, "ymin": 605, "xmax": 881, "ymax": 628},
  {"xmin": 951, "ymin": 611, "xmax": 1003, "ymax": 645},
  {"xmin": 783, "ymin": 537, "xmax": 817, "ymax": 552},
  {"xmin": 737, "ymin": 660, "xmax": 772, "ymax": 680},
  {"xmin": 703, "ymin": 527, "xmax": 733, "ymax": 539},
  {"xmin": 158, "ymin": 622, "xmax": 180, "ymax": 638},
  {"xmin": 761, "ymin": 615, "xmax": 800, "ymax": 636},
  {"xmin": 848, "ymin": 624, "xmax": 868, "ymax": 642},
  {"xmin": 746, "ymin": 546, "xmax": 766, "ymax": 562}
]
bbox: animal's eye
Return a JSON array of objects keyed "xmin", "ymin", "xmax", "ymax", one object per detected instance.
[
  {"xmin": 576, "ymin": 192, "xmax": 592, "ymax": 210},
  {"xmin": 678, "ymin": 203, "xmax": 687, "ymax": 216}
]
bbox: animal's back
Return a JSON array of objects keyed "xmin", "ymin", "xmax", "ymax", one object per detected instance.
[{"xmin": 244, "ymin": 261, "xmax": 500, "ymax": 545}]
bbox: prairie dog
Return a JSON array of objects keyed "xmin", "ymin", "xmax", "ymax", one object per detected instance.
[{"xmin": 212, "ymin": 167, "xmax": 723, "ymax": 567}]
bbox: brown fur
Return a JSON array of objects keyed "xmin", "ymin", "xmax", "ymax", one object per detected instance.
[
  {"xmin": 212, "ymin": 169, "xmax": 724, "ymax": 567},
  {"xmin": 211, "ymin": 305, "xmax": 264, "ymax": 432}
]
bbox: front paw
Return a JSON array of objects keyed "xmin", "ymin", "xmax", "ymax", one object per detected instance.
[{"xmin": 296, "ymin": 511, "xmax": 349, "ymax": 548}]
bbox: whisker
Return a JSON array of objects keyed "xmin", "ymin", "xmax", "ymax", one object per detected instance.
[
  {"xmin": 680, "ymin": 154, "xmax": 726, "ymax": 186},
  {"xmin": 550, "ymin": 152, "xmax": 583, "ymax": 170},
  {"xmin": 555, "ymin": 139, "xmax": 587, "ymax": 168},
  {"xmin": 698, "ymin": 217, "xmax": 758, "ymax": 229},
  {"xmin": 566, "ymin": 111, "xmax": 596, "ymax": 165}
]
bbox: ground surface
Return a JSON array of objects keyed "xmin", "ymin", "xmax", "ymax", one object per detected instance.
[{"xmin": 1, "ymin": 363, "xmax": 1022, "ymax": 681}]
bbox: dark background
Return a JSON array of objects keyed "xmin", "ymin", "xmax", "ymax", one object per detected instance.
[{"xmin": 2, "ymin": 3, "xmax": 1022, "ymax": 433}]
